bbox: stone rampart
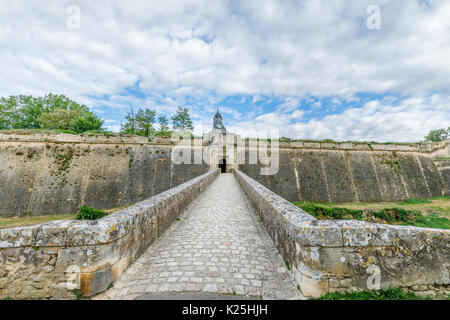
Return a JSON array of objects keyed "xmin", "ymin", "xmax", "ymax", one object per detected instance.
[
  {"xmin": 239, "ymin": 141, "xmax": 449, "ymax": 202},
  {"xmin": 1, "ymin": 132, "xmax": 448, "ymax": 216},
  {"xmin": 0, "ymin": 132, "xmax": 209, "ymax": 216}
]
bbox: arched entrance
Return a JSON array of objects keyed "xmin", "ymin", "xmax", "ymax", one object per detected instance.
[{"xmin": 218, "ymin": 158, "xmax": 226, "ymax": 173}]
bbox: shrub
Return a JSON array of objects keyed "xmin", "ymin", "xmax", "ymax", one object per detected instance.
[
  {"xmin": 155, "ymin": 131, "xmax": 173, "ymax": 137},
  {"xmin": 313, "ymin": 287, "xmax": 426, "ymax": 300},
  {"xmin": 294, "ymin": 202, "xmax": 450, "ymax": 229},
  {"xmin": 72, "ymin": 289, "xmax": 90, "ymax": 300},
  {"xmin": 296, "ymin": 203, "xmax": 363, "ymax": 220},
  {"xmin": 75, "ymin": 206, "xmax": 107, "ymax": 220},
  {"xmin": 372, "ymin": 208, "xmax": 413, "ymax": 224}
]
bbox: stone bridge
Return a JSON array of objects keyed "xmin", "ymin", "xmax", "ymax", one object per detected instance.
[
  {"xmin": 0, "ymin": 169, "xmax": 449, "ymax": 300},
  {"xmin": 95, "ymin": 173, "xmax": 301, "ymax": 300}
]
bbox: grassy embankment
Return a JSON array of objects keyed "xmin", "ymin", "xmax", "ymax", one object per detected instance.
[
  {"xmin": 293, "ymin": 196, "xmax": 450, "ymax": 229},
  {"xmin": 0, "ymin": 206, "xmax": 127, "ymax": 229},
  {"xmin": 312, "ymin": 288, "xmax": 437, "ymax": 300}
]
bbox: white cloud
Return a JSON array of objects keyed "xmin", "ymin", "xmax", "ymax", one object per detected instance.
[
  {"xmin": 227, "ymin": 95, "xmax": 450, "ymax": 142},
  {"xmin": 276, "ymin": 97, "xmax": 300, "ymax": 112},
  {"xmin": 0, "ymin": 0, "xmax": 449, "ymax": 141}
]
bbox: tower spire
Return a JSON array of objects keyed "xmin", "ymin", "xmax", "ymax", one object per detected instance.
[{"xmin": 213, "ymin": 108, "xmax": 226, "ymax": 132}]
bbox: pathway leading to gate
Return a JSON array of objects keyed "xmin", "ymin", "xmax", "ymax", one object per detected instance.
[{"xmin": 95, "ymin": 173, "xmax": 303, "ymax": 300}]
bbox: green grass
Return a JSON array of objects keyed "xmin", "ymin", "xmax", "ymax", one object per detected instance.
[
  {"xmin": 283, "ymin": 258, "xmax": 291, "ymax": 270},
  {"xmin": 72, "ymin": 289, "xmax": 90, "ymax": 300},
  {"xmin": 81, "ymin": 130, "xmax": 116, "ymax": 136},
  {"xmin": 0, "ymin": 128, "xmax": 78, "ymax": 135},
  {"xmin": 294, "ymin": 196, "xmax": 450, "ymax": 229},
  {"xmin": 0, "ymin": 213, "xmax": 76, "ymax": 229},
  {"xmin": 408, "ymin": 213, "xmax": 450, "ymax": 229},
  {"xmin": 295, "ymin": 203, "xmax": 363, "ymax": 220},
  {"xmin": 313, "ymin": 288, "xmax": 428, "ymax": 300},
  {"xmin": 1, "ymin": 128, "xmax": 120, "ymax": 138},
  {"xmin": 154, "ymin": 131, "xmax": 173, "ymax": 137},
  {"xmin": 401, "ymin": 198, "xmax": 432, "ymax": 204},
  {"xmin": 0, "ymin": 204, "xmax": 132, "ymax": 229},
  {"xmin": 430, "ymin": 195, "xmax": 450, "ymax": 200}
]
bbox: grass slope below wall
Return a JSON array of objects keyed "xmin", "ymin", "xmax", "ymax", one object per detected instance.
[
  {"xmin": 312, "ymin": 288, "xmax": 431, "ymax": 300},
  {"xmin": 293, "ymin": 196, "xmax": 450, "ymax": 229}
]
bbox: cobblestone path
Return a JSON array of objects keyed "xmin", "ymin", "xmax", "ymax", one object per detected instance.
[{"xmin": 96, "ymin": 173, "xmax": 302, "ymax": 300}]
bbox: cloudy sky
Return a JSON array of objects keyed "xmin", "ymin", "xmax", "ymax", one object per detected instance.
[{"xmin": 0, "ymin": 0, "xmax": 449, "ymax": 141}]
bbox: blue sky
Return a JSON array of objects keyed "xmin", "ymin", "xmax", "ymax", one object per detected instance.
[{"xmin": 0, "ymin": 0, "xmax": 449, "ymax": 141}]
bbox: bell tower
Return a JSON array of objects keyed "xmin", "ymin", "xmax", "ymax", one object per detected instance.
[{"xmin": 213, "ymin": 109, "xmax": 226, "ymax": 134}]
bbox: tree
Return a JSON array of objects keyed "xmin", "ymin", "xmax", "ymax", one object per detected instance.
[
  {"xmin": 38, "ymin": 109, "xmax": 81, "ymax": 131},
  {"xmin": 121, "ymin": 107, "xmax": 157, "ymax": 138},
  {"xmin": 171, "ymin": 106, "xmax": 193, "ymax": 134},
  {"xmin": 72, "ymin": 113, "xmax": 104, "ymax": 133},
  {"xmin": 135, "ymin": 108, "xmax": 156, "ymax": 137},
  {"xmin": 0, "ymin": 94, "xmax": 105, "ymax": 133},
  {"xmin": 424, "ymin": 128, "xmax": 449, "ymax": 142},
  {"xmin": 121, "ymin": 106, "xmax": 137, "ymax": 134},
  {"xmin": 157, "ymin": 115, "xmax": 170, "ymax": 134},
  {"xmin": 0, "ymin": 95, "xmax": 44, "ymax": 129}
]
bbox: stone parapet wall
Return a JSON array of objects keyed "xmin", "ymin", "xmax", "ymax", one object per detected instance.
[
  {"xmin": 0, "ymin": 131, "xmax": 210, "ymax": 146},
  {"xmin": 2, "ymin": 131, "xmax": 448, "ymax": 152},
  {"xmin": 0, "ymin": 138, "xmax": 209, "ymax": 216},
  {"xmin": 434, "ymin": 158, "xmax": 450, "ymax": 195},
  {"xmin": 0, "ymin": 131, "xmax": 149, "ymax": 144},
  {"xmin": 0, "ymin": 169, "xmax": 219, "ymax": 299},
  {"xmin": 261, "ymin": 139, "xmax": 449, "ymax": 153},
  {"xmin": 234, "ymin": 169, "xmax": 450, "ymax": 298},
  {"xmin": 239, "ymin": 147, "xmax": 448, "ymax": 203}
]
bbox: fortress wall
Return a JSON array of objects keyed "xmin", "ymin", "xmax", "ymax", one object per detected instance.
[
  {"xmin": 234, "ymin": 169, "xmax": 450, "ymax": 299},
  {"xmin": 1, "ymin": 132, "xmax": 448, "ymax": 216},
  {"xmin": 435, "ymin": 159, "xmax": 450, "ymax": 194},
  {"xmin": 239, "ymin": 145, "xmax": 448, "ymax": 203},
  {"xmin": 0, "ymin": 132, "xmax": 209, "ymax": 216},
  {"xmin": 0, "ymin": 170, "xmax": 220, "ymax": 299}
]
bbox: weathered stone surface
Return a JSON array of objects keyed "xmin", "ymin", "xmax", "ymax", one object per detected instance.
[
  {"xmin": 0, "ymin": 226, "xmax": 39, "ymax": 248},
  {"xmin": 0, "ymin": 169, "xmax": 219, "ymax": 299},
  {"xmin": 234, "ymin": 169, "xmax": 450, "ymax": 298},
  {"xmin": 0, "ymin": 133, "xmax": 209, "ymax": 216},
  {"xmin": 97, "ymin": 174, "xmax": 302, "ymax": 301},
  {"xmin": 81, "ymin": 267, "xmax": 112, "ymax": 297},
  {"xmin": 238, "ymin": 141, "xmax": 449, "ymax": 202},
  {"xmin": 1, "ymin": 133, "xmax": 448, "ymax": 216}
]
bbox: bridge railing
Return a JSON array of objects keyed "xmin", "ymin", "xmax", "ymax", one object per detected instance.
[
  {"xmin": 0, "ymin": 169, "xmax": 220, "ymax": 299},
  {"xmin": 234, "ymin": 169, "xmax": 449, "ymax": 298}
]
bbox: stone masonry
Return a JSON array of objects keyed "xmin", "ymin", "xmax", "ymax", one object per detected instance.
[
  {"xmin": 0, "ymin": 170, "xmax": 219, "ymax": 299},
  {"xmin": 95, "ymin": 174, "xmax": 302, "ymax": 300},
  {"xmin": 234, "ymin": 169, "xmax": 450, "ymax": 298}
]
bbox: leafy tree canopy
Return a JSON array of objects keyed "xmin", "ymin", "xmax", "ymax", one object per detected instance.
[
  {"xmin": 135, "ymin": 108, "xmax": 156, "ymax": 137},
  {"xmin": 0, "ymin": 94, "xmax": 104, "ymax": 133},
  {"xmin": 171, "ymin": 106, "xmax": 193, "ymax": 135},
  {"xmin": 424, "ymin": 127, "xmax": 449, "ymax": 142},
  {"xmin": 120, "ymin": 107, "xmax": 156, "ymax": 138},
  {"xmin": 120, "ymin": 107, "xmax": 137, "ymax": 135},
  {"xmin": 157, "ymin": 115, "xmax": 170, "ymax": 134}
]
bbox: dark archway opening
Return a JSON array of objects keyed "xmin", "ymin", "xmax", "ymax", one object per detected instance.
[{"xmin": 218, "ymin": 158, "xmax": 226, "ymax": 173}]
